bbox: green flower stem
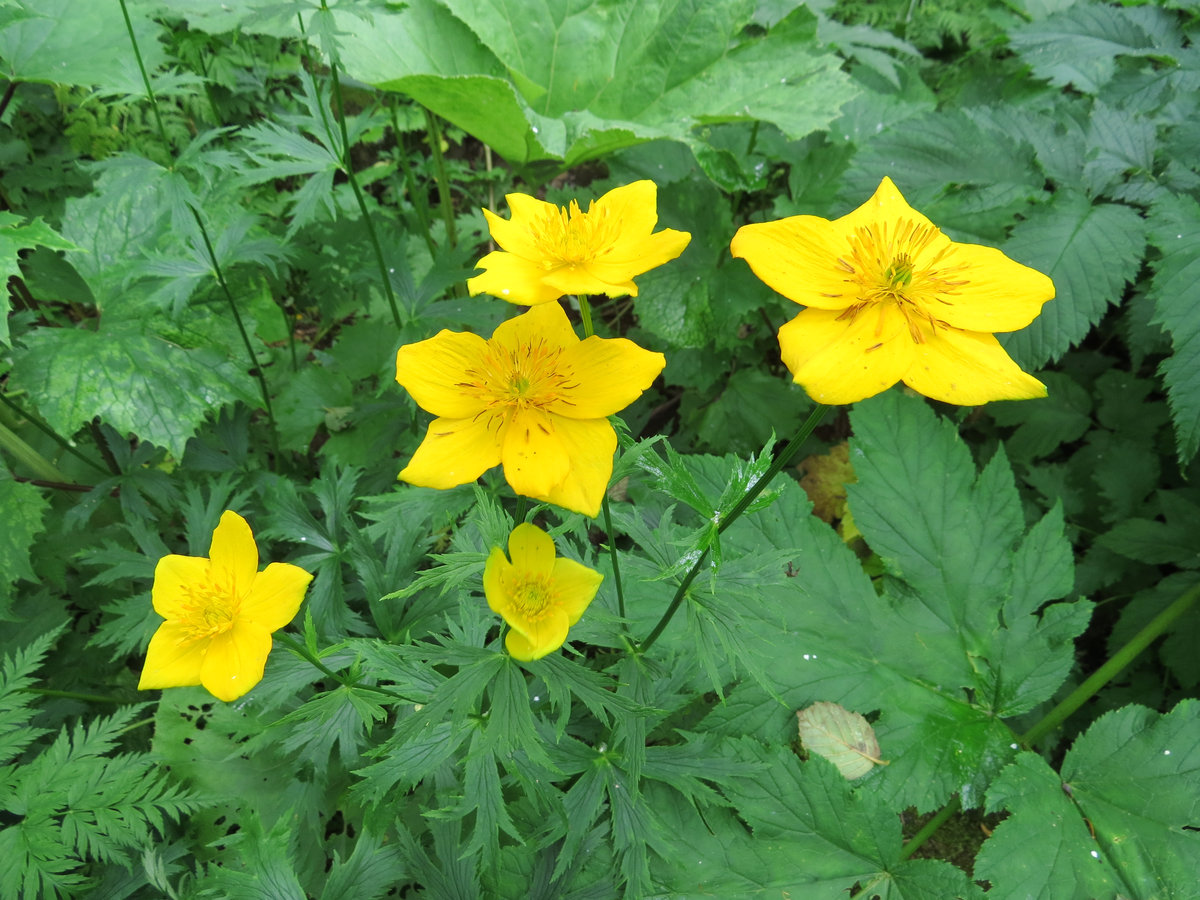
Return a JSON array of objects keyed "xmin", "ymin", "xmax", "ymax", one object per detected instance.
[
  {"xmin": 514, "ymin": 496, "xmax": 528, "ymax": 524},
  {"xmin": 577, "ymin": 296, "xmax": 628, "ymax": 622},
  {"xmin": 897, "ymin": 796, "xmax": 961, "ymax": 862},
  {"xmin": 422, "ymin": 107, "xmax": 458, "ymax": 250},
  {"xmin": 22, "ymin": 687, "xmax": 127, "ymax": 704},
  {"xmin": 316, "ymin": 22, "xmax": 404, "ymax": 330},
  {"xmin": 118, "ymin": 0, "xmax": 169, "ymax": 151},
  {"xmin": 0, "ymin": 392, "xmax": 108, "ymax": 474},
  {"xmin": 275, "ymin": 633, "xmax": 419, "ymax": 704},
  {"xmin": 640, "ymin": 403, "xmax": 829, "ymax": 653},
  {"xmin": 0, "ymin": 81, "xmax": 17, "ymax": 121},
  {"xmin": 1021, "ymin": 579, "xmax": 1200, "ymax": 748},
  {"xmin": 388, "ymin": 99, "xmax": 437, "ymax": 255},
  {"xmin": 0, "ymin": 420, "xmax": 72, "ymax": 483},
  {"xmin": 189, "ymin": 205, "xmax": 280, "ymax": 466}
]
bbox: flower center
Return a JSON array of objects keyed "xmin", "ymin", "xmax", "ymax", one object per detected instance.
[
  {"xmin": 507, "ymin": 574, "xmax": 555, "ymax": 620},
  {"xmin": 533, "ymin": 199, "xmax": 617, "ymax": 268},
  {"xmin": 459, "ymin": 336, "xmax": 580, "ymax": 421},
  {"xmin": 834, "ymin": 220, "xmax": 968, "ymax": 344},
  {"xmin": 179, "ymin": 577, "xmax": 239, "ymax": 641}
]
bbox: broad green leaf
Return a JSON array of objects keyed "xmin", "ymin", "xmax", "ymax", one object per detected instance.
[
  {"xmin": 10, "ymin": 323, "xmax": 258, "ymax": 459},
  {"xmin": 649, "ymin": 743, "xmax": 984, "ymax": 898},
  {"xmin": 1007, "ymin": 3, "xmax": 1179, "ymax": 94},
  {"xmin": 979, "ymin": 700, "xmax": 1200, "ymax": 900},
  {"xmin": 0, "ymin": 213, "xmax": 77, "ymax": 346},
  {"xmin": 0, "ymin": 0, "xmax": 167, "ymax": 94},
  {"xmin": 1000, "ymin": 191, "xmax": 1146, "ymax": 369},
  {"xmin": 1098, "ymin": 490, "xmax": 1200, "ymax": 568},
  {"xmin": 1147, "ymin": 193, "xmax": 1200, "ymax": 464},
  {"xmin": 987, "ymin": 371, "xmax": 1093, "ymax": 463},
  {"xmin": 337, "ymin": 0, "xmax": 856, "ymax": 171},
  {"xmin": 796, "ymin": 701, "xmax": 885, "ymax": 779}
]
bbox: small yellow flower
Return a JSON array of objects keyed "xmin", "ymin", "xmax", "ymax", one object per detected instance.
[
  {"xmin": 483, "ymin": 523, "xmax": 603, "ymax": 661},
  {"xmin": 731, "ymin": 177, "xmax": 1053, "ymax": 405},
  {"xmin": 138, "ymin": 511, "xmax": 312, "ymax": 702},
  {"xmin": 395, "ymin": 301, "xmax": 665, "ymax": 517},
  {"xmin": 467, "ymin": 180, "xmax": 691, "ymax": 305}
]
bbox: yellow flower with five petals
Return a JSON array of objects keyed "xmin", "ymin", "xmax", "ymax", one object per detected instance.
[
  {"xmin": 138, "ymin": 511, "xmax": 312, "ymax": 702},
  {"xmin": 483, "ymin": 523, "xmax": 602, "ymax": 661},
  {"xmin": 731, "ymin": 177, "xmax": 1053, "ymax": 405},
  {"xmin": 395, "ymin": 301, "xmax": 665, "ymax": 517},
  {"xmin": 467, "ymin": 180, "xmax": 691, "ymax": 305}
]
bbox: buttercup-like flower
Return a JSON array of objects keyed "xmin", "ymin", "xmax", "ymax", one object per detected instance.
[
  {"xmin": 138, "ymin": 511, "xmax": 312, "ymax": 702},
  {"xmin": 731, "ymin": 177, "xmax": 1053, "ymax": 405},
  {"xmin": 467, "ymin": 180, "xmax": 691, "ymax": 305},
  {"xmin": 483, "ymin": 523, "xmax": 603, "ymax": 661},
  {"xmin": 396, "ymin": 301, "xmax": 665, "ymax": 517}
]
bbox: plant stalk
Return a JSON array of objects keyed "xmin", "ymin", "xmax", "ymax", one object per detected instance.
[
  {"xmin": 0, "ymin": 391, "xmax": 108, "ymax": 474},
  {"xmin": 422, "ymin": 107, "xmax": 458, "ymax": 249},
  {"xmin": 0, "ymin": 420, "xmax": 72, "ymax": 482},
  {"xmin": 275, "ymin": 633, "xmax": 420, "ymax": 703},
  {"xmin": 640, "ymin": 403, "xmax": 828, "ymax": 652}
]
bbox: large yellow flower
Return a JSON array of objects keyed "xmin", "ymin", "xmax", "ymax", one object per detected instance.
[
  {"xmin": 138, "ymin": 511, "xmax": 312, "ymax": 702},
  {"xmin": 396, "ymin": 301, "xmax": 665, "ymax": 517},
  {"xmin": 483, "ymin": 523, "xmax": 603, "ymax": 661},
  {"xmin": 731, "ymin": 177, "xmax": 1053, "ymax": 405},
  {"xmin": 467, "ymin": 180, "xmax": 691, "ymax": 305}
]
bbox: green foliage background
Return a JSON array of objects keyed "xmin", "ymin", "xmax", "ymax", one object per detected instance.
[{"xmin": 1, "ymin": 0, "xmax": 1199, "ymax": 897}]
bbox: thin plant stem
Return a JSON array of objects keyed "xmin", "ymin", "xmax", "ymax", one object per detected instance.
[
  {"xmin": 319, "ymin": 35, "xmax": 405, "ymax": 329},
  {"xmin": 423, "ymin": 107, "xmax": 458, "ymax": 249},
  {"xmin": 189, "ymin": 206, "xmax": 280, "ymax": 465},
  {"xmin": 0, "ymin": 420, "xmax": 72, "ymax": 482},
  {"xmin": 275, "ymin": 633, "xmax": 420, "ymax": 703},
  {"xmin": 118, "ymin": 0, "xmax": 170, "ymax": 151},
  {"xmin": 0, "ymin": 80, "xmax": 17, "ymax": 121},
  {"xmin": 576, "ymin": 296, "xmax": 628, "ymax": 621},
  {"xmin": 640, "ymin": 403, "xmax": 829, "ymax": 653},
  {"xmin": 0, "ymin": 391, "xmax": 108, "ymax": 474},
  {"xmin": 23, "ymin": 687, "xmax": 127, "ymax": 704},
  {"xmin": 1021, "ymin": 580, "xmax": 1200, "ymax": 747},
  {"xmin": 898, "ymin": 796, "xmax": 961, "ymax": 861},
  {"xmin": 514, "ymin": 496, "xmax": 528, "ymax": 524}
]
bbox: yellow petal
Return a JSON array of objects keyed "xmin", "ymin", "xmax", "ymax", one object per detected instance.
[
  {"xmin": 778, "ymin": 305, "xmax": 915, "ymax": 404},
  {"xmin": 500, "ymin": 408, "xmax": 572, "ymax": 502},
  {"xmin": 731, "ymin": 216, "xmax": 857, "ymax": 310},
  {"xmin": 550, "ymin": 557, "xmax": 603, "ymax": 625},
  {"xmin": 396, "ymin": 330, "xmax": 492, "ymax": 418},
  {"xmin": 151, "ymin": 554, "xmax": 209, "ymax": 620},
  {"xmin": 209, "ymin": 511, "xmax": 259, "ymax": 600},
  {"xmin": 535, "ymin": 417, "xmax": 617, "ymax": 517},
  {"xmin": 491, "ymin": 301, "xmax": 578, "ymax": 355},
  {"xmin": 592, "ymin": 180, "xmax": 661, "ymax": 241},
  {"xmin": 927, "ymin": 243, "xmax": 1055, "ymax": 333},
  {"xmin": 200, "ymin": 622, "xmax": 273, "ymax": 702},
  {"xmin": 552, "ymin": 336, "xmax": 665, "ymax": 418},
  {"xmin": 507, "ymin": 523, "xmax": 556, "ymax": 578},
  {"xmin": 138, "ymin": 621, "xmax": 206, "ymax": 690},
  {"xmin": 543, "ymin": 264, "xmax": 638, "ymax": 298},
  {"xmin": 399, "ymin": 416, "xmax": 503, "ymax": 489},
  {"xmin": 836, "ymin": 177, "xmax": 930, "ymax": 229},
  {"xmin": 242, "ymin": 562, "xmax": 312, "ymax": 632},
  {"xmin": 467, "ymin": 248, "xmax": 564, "ymax": 305},
  {"xmin": 487, "ymin": 193, "xmax": 559, "ymax": 257},
  {"xmin": 580, "ymin": 228, "xmax": 692, "ymax": 291},
  {"xmin": 483, "ymin": 546, "xmax": 515, "ymax": 616},
  {"xmin": 901, "ymin": 328, "xmax": 1047, "ymax": 404},
  {"xmin": 504, "ymin": 607, "xmax": 570, "ymax": 661}
]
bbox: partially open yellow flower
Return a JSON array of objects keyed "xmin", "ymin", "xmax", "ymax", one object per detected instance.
[
  {"xmin": 396, "ymin": 301, "xmax": 665, "ymax": 517},
  {"xmin": 467, "ymin": 180, "xmax": 691, "ymax": 305},
  {"xmin": 731, "ymin": 177, "xmax": 1053, "ymax": 405},
  {"xmin": 138, "ymin": 511, "xmax": 312, "ymax": 702},
  {"xmin": 483, "ymin": 523, "xmax": 603, "ymax": 661}
]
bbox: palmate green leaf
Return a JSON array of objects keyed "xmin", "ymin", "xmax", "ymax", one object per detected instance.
[
  {"xmin": 703, "ymin": 392, "xmax": 1088, "ymax": 812},
  {"xmin": 0, "ymin": 475, "xmax": 49, "ymax": 611},
  {"xmin": 1006, "ymin": 2, "xmax": 1179, "ymax": 94},
  {"xmin": 1147, "ymin": 193, "xmax": 1200, "ymax": 464},
  {"xmin": 978, "ymin": 700, "xmax": 1200, "ymax": 900},
  {"xmin": 1000, "ymin": 191, "xmax": 1146, "ymax": 369},
  {"xmin": 10, "ymin": 323, "xmax": 258, "ymax": 459},
  {"xmin": 0, "ymin": 212, "xmax": 77, "ymax": 346},
  {"xmin": 648, "ymin": 742, "xmax": 984, "ymax": 899},
  {"xmin": 336, "ymin": 0, "xmax": 856, "ymax": 171},
  {"xmin": 0, "ymin": 0, "xmax": 166, "ymax": 94}
]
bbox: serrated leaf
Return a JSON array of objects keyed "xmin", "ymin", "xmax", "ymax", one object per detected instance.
[
  {"xmin": 0, "ymin": 213, "xmax": 78, "ymax": 346},
  {"xmin": 1000, "ymin": 192, "xmax": 1145, "ymax": 368},
  {"xmin": 1097, "ymin": 490, "xmax": 1200, "ymax": 568},
  {"xmin": 796, "ymin": 701, "xmax": 885, "ymax": 779},
  {"xmin": 1147, "ymin": 193, "xmax": 1200, "ymax": 464},
  {"xmin": 987, "ymin": 371, "xmax": 1093, "ymax": 463},
  {"xmin": 979, "ymin": 700, "xmax": 1200, "ymax": 900},
  {"xmin": 10, "ymin": 323, "xmax": 258, "ymax": 458},
  {"xmin": 0, "ymin": 476, "xmax": 49, "ymax": 605}
]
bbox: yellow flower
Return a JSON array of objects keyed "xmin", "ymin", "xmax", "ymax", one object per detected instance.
[
  {"xmin": 138, "ymin": 511, "xmax": 313, "ymax": 702},
  {"xmin": 395, "ymin": 301, "xmax": 665, "ymax": 517},
  {"xmin": 483, "ymin": 523, "xmax": 603, "ymax": 661},
  {"xmin": 467, "ymin": 180, "xmax": 691, "ymax": 305},
  {"xmin": 730, "ymin": 177, "xmax": 1053, "ymax": 405}
]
